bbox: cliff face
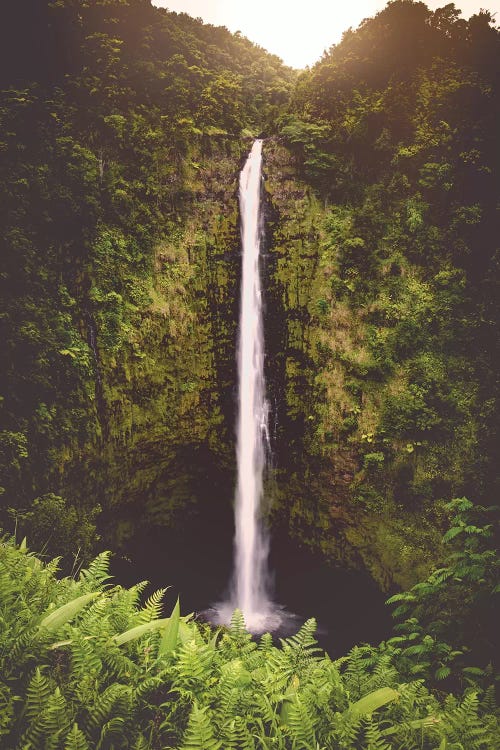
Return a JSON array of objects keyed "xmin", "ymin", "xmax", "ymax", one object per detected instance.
[
  {"xmin": 2, "ymin": 1, "xmax": 497, "ymax": 596},
  {"xmin": 43, "ymin": 138, "xmax": 249, "ymax": 556},
  {"xmin": 2, "ymin": 132, "xmax": 479, "ymax": 591},
  {"xmin": 0, "ymin": 0, "xmax": 294, "ymax": 560},
  {"xmin": 262, "ymin": 139, "xmax": 485, "ymax": 591},
  {"xmin": 2, "ymin": 126, "xmax": 491, "ymax": 593},
  {"xmin": 91, "ymin": 139, "xmax": 245, "ymax": 548}
]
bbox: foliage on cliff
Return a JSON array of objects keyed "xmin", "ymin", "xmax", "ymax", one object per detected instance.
[
  {"xmin": 1, "ymin": 532, "xmax": 498, "ymax": 749},
  {"xmin": 268, "ymin": 0, "xmax": 499, "ymax": 587},
  {"xmin": 0, "ymin": 0, "xmax": 293, "ymax": 553}
]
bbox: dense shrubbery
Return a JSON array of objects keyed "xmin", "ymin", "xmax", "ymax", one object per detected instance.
[{"xmin": 1, "ymin": 519, "xmax": 498, "ymax": 749}]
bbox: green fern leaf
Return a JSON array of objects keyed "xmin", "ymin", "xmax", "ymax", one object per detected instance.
[
  {"xmin": 25, "ymin": 667, "xmax": 52, "ymax": 720},
  {"xmin": 132, "ymin": 587, "xmax": 168, "ymax": 625},
  {"xmin": 287, "ymin": 695, "xmax": 317, "ymax": 749},
  {"xmin": 180, "ymin": 703, "xmax": 221, "ymax": 750},
  {"xmin": 78, "ymin": 552, "xmax": 112, "ymax": 591},
  {"xmin": 64, "ymin": 723, "xmax": 90, "ymax": 750}
]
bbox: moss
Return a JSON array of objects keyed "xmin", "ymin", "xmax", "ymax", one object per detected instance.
[{"xmin": 262, "ymin": 138, "xmax": 481, "ymax": 590}]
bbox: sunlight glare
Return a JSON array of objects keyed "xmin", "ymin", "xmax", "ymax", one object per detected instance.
[{"xmin": 154, "ymin": 0, "xmax": 499, "ymax": 69}]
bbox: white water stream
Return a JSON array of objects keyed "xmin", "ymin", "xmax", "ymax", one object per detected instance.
[
  {"xmin": 233, "ymin": 139, "xmax": 273, "ymax": 630},
  {"xmin": 212, "ymin": 140, "xmax": 282, "ymax": 632}
]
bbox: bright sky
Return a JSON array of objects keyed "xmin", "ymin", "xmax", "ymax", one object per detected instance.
[{"xmin": 152, "ymin": 0, "xmax": 499, "ymax": 68}]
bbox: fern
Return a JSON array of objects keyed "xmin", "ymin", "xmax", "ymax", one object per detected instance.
[
  {"xmin": 443, "ymin": 691, "xmax": 499, "ymax": 749},
  {"xmin": 172, "ymin": 638, "xmax": 215, "ymax": 702},
  {"xmin": 212, "ymin": 656, "xmax": 253, "ymax": 738},
  {"xmin": 131, "ymin": 587, "xmax": 168, "ymax": 626},
  {"xmin": 363, "ymin": 717, "xmax": 392, "ymax": 750},
  {"xmin": 218, "ymin": 716, "xmax": 255, "ymax": 750},
  {"xmin": 2, "ymin": 539, "xmax": 499, "ymax": 750},
  {"xmin": 179, "ymin": 703, "xmax": 221, "ymax": 750},
  {"xmin": 96, "ymin": 715, "xmax": 128, "ymax": 750},
  {"xmin": 64, "ymin": 723, "xmax": 90, "ymax": 750},
  {"xmin": 40, "ymin": 689, "xmax": 71, "ymax": 750},
  {"xmin": 229, "ymin": 609, "xmax": 251, "ymax": 646},
  {"xmin": 264, "ymin": 618, "xmax": 322, "ymax": 695},
  {"xmin": 78, "ymin": 552, "xmax": 112, "ymax": 592},
  {"xmin": 24, "ymin": 667, "xmax": 52, "ymax": 721},
  {"xmin": 83, "ymin": 683, "xmax": 132, "ymax": 737},
  {"xmin": 287, "ymin": 695, "xmax": 317, "ymax": 749},
  {"xmin": 69, "ymin": 632, "xmax": 103, "ymax": 682}
]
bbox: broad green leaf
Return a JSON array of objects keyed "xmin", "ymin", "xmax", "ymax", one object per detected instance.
[
  {"xmin": 178, "ymin": 618, "xmax": 197, "ymax": 644},
  {"xmin": 348, "ymin": 687, "xmax": 399, "ymax": 717},
  {"xmin": 280, "ymin": 697, "xmax": 294, "ymax": 725},
  {"xmin": 383, "ymin": 715, "xmax": 442, "ymax": 736},
  {"xmin": 208, "ymin": 628, "xmax": 221, "ymax": 651},
  {"xmin": 50, "ymin": 635, "xmax": 98, "ymax": 650},
  {"xmin": 39, "ymin": 593, "xmax": 100, "ymax": 633},
  {"xmin": 114, "ymin": 617, "xmax": 170, "ymax": 646},
  {"xmin": 158, "ymin": 598, "xmax": 180, "ymax": 656}
]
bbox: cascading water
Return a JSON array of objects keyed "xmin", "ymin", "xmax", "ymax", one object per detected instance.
[
  {"xmin": 212, "ymin": 139, "xmax": 282, "ymax": 632},
  {"xmin": 233, "ymin": 139, "xmax": 272, "ymax": 629}
]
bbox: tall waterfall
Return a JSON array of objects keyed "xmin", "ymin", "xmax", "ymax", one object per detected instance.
[
  {"xmin": 232, "ymin": 139, "xmax": 272, "ymax": 630},
  {"xmin": 210, "ymin": 139, "xmax": 284, "ymax": 633}
]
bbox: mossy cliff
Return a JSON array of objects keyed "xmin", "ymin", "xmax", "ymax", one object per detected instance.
[
  {"xmin": 258, "ymin": 3, "xmax": 499, "ymax": 591},
  {"xmin": 0, "ymin": 0, "xmax": 294, "ymax": 559},
  {"xmin": 2, "ymin": 0, "xmax": 498, "ymax": 598},
  {"xmin": 90, "ymin": 139, "xmax": 246, "ymax": 549},
  {"xmin": 262, "ymin": 139, "xmax": 490, "ymax": 591},
  {"xmin": 2, "ymin": 135, "xmax": 248, "ymax": 556}
]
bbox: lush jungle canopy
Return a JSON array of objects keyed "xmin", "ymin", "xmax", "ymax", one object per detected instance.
[{"xmin": 0, "ymin": 0, "xmax": 499, "ymax": 747}]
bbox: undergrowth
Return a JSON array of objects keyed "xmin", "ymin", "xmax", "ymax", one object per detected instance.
[{"xmin": 0, "ymin": 534, "xmax": 498, "ymax": 749}]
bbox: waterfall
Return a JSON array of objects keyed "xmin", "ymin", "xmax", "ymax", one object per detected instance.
[
  {"xmin": 210, "ymin": 139, "xmax": 282, "ymax": 633},
  {"xmin": 232, "ymin": 139, "xmax": 272, "ymax": 630}
]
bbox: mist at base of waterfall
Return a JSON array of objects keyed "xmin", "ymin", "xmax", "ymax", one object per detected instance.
[{"xmin": 201, "ymin": 602, "xmax": 318, "ymax": 640}]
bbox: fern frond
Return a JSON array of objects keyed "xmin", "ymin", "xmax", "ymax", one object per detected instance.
[
  {"xmin": 25, "ymin": 667, "xmax": 52, "ymax": 721},
  {"xmin": 287, "ymin": 695, "xmax": 317, "ymax": 749},
  {"xmin": 363, "ymin": 716, "xmax": 392, "ymax": 750},
  {"xmin": 44, "ymin": 686, "xmax": 72, "ymax": 743},
  {"xmin": 132, "ymin": 587, "xmax": 168, "ymax": 626},
  {"xmin": 69, "ymin": 632, "xmax": 103, "ymax": 681},
  {"xmin": 64, "ymin": 723, "xmax": 90, "ymax": 750},
  {"xmin": 96, "ymin": 715, "xmax": 128, "ymax": 750},
  {"xmin": 84, "ymin": 683, "xmax": 132, "ymax": 735},
  {"xmin": 229, "ymin": 609, "xmax": 250, "ymax": 644},
  {"xmin": 218, "ymin": 715, "xmax": 255, "ymax": 750},
  {"xmin": 180, "ymin": 703, "xmax": 221, "ymax": 750},
  {"xmin": 78, "ymin": 552, "xmax": 112, "ymax": 592},
  {"xmin": 101, "ymin": 641, "xmax": 138, "ymax": 681},
  {"xmin": 173, "ymin": 639, "xmax": 214, "ymax": 696}
]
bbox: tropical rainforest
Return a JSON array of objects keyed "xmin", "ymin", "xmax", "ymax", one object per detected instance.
[{"xmin": 0, "ymin": 0, "xmax": 499, "ymax": 747}]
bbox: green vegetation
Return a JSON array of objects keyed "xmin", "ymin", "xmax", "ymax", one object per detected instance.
[
  {"xmin": 1, "ymin": 0, "xmax": 499, "ymax": 743},
  {"xmin": 264, "ymin": 0, "xmax": 500, "ymax": 588},
  {"xmin": 0, "ymin": 0, "xmax": 293, "ymax": 555},
  {"xmin": 1, "ymin": 526, "xmax": 498, "ymax": 749}
]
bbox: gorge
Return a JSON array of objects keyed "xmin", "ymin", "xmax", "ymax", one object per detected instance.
[{"xmin": 0, "ymin": 0, "xmax": 499, "ymax": 746}]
